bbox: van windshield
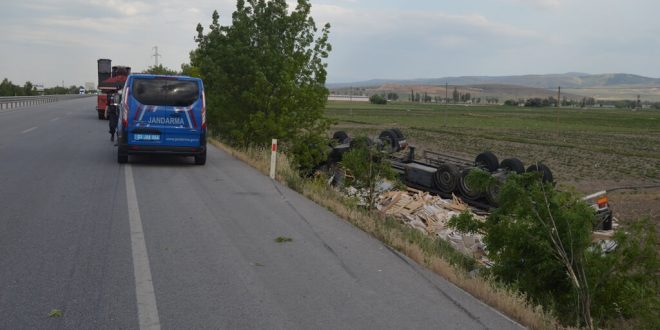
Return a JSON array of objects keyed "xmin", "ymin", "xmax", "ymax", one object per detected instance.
[{"xmin": 132, "ymin": 78, "xmax": 199, "ymax": 106}]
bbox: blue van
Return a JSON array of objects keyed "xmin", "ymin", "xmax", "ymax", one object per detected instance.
[{"xmin": 116, "ymin": 74, "xmax": 207, "ymax": 165}]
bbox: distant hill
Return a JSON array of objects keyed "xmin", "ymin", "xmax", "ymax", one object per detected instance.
[
  {"xmin": 332, "ymin": 83, "xmax": 582, "ymax": 102},
  {"xmin": 328, "ymin": 73, "xmax": 660, "ymax": 101},
  {"xmin": 327, "ymin": 73, "xmax": 660, "ymax": 89}
]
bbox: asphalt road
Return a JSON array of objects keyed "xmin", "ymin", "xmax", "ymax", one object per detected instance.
[{"xmin": 0, "ymin": 98, "xmax": 523, "ymax": 329}]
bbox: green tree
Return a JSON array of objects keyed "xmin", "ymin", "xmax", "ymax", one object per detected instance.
[
  {"xmin": 44, "ymin": 86, "xmax": 68, "ymax": 95},
  {"xmin": 67, "ymin": 85, "xmax": 80, "ymax": 94},
  {"xmin": 0, "ymin": 78, "xmax": 14, "ymax": 96},
  {"xmin": 23, "ymin": 81, "xmax": 35, "ymax": 96},
  {"xmin": 452, "ymin": 87, "xmax": 459, "ymax": 103},
  {"xmin": 144, "ymin": 64, "xmax": 178, "ymax": 75},
  {"xmin": 449, "ymin": 171, "xmax": 659, "ymax": 328},
  {"xmin": 369, "ymin": 94, "xmax": 387, "ymax": 104},
  {"xmin": 340, "ymin": 136, "xmax": 395, "ymax": 210},
  {"xmin": 191, "ymin": 0, "xmax": 332, "ymax": 168},
  {"xmin": 180, "ymin": 62, "xmax": 201, "ymax": 78}
]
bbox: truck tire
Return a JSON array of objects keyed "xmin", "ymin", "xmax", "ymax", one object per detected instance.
[
  {"xmin": 390, "ymin": 128, "xmax": 405, "ymax": 139},
  {"xmin": 500, "ymin": 158, "xmax": 525, "ymax": 174},
  {"xmin": 378, "ymin": 129, "xmax": 399, "ymax": 153},
  {"xmin": 475, "ymin": 151, "xmax": 499, "ymax": 172},
  {"xmin": 330, "ymin": 167, "xmax": 345, "ymax": 187},
  {"xmin": 526, "ymin": 163, "xmax": 554, "ymax": 183},
  {"xmin": 332, "ymin": 131, "xmax": 350, "ymax": 144},
  {"xmin": 433, "ymin": 163, "xmax": 459, "ymax": 194},
  {"xmin": 485, "ymin": 182, "xmax": 501, "ymax": 206},
  {"xmin": 458, "ymin": 168, "xmax": 483, "ymax": 200}
]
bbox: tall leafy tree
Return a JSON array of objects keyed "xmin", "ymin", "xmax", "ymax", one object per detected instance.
[
  {"xmin": 23, "ymin": 81, "xmax": 35, "ymax": 96},
  {"xmin": 0, "ymin": 78, "xmax": 14, "ymax": 96},
  {"xmin": 143, "ymin": 64, "xmax": 178, "ymax": 75},
  {"xmin": 191, "ymin": 0, "xmax": 332, "ymax": 166}
]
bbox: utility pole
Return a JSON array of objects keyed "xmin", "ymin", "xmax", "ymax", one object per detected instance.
[
  {"xmin": 556, "ymin": 86, "xmax": 560, "ymax": 139},
  {"xmin": 637, "ymin": 94, "xmax": 641, "ymax": 111},
  {"xmin": 152, "ymin": 46, "xmax": 161, "ymax": 66},
  {"xmin": 557, "ymin": 86, "xmax": 561, "ymax": 107},
  {"xmin": 445, "ymin": 82, "xmax": 448, "ymax": 103},
  {"xmin": 349, "ymin": 86, "xmax": 353, "ymax": 116}
]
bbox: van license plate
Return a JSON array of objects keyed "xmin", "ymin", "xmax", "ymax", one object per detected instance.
[{"xmin": 134, "ymin": 134, "xmax": 160, "ymax": 141}]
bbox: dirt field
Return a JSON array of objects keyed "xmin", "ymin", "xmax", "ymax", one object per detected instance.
[{"xmin": 325, "ymin": 101, "xmax": 660, "ymax": 230}]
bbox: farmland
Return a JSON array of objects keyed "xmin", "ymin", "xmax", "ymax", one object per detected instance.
[{"xmin": 325, "ymin": 101, "xmax": 660, "ymax": 226}]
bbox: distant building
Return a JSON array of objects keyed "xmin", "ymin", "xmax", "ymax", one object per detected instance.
[
  {"xmin": 84, "ymin": 82, "xmax": 95, "ymax": 91},
  {"xmin": 327, "ymin": 95, "xmax": 370, "ymax": 102}
]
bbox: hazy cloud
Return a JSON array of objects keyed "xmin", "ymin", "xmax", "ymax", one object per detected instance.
[
  {"xmin": 1, "ymin": 0, "xmax": 659, "ymax": 86},
  {"xmin": 507, "ymin": 0, "xmax": 562, "ymax": 9}
]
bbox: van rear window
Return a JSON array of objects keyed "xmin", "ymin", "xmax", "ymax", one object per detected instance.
[{"xmin": 132, "ymin": 78, "xmax": 199, "ymax": 106}]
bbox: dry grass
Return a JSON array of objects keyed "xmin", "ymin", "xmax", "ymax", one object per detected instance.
[{"xmin": 209, "ymin": 137, "xmax": 563, "ymax": 329}]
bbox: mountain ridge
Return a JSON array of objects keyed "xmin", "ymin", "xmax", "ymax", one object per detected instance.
[{"xmin": 327, "ymin": 73, "xmax": 660, "ymax": 89}]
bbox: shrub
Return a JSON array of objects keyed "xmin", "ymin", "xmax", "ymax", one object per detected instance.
[
  {"xmin": 369, "ymin": 94, "xmax": 387, "ymax": 105},
  {"xmin": 448, "ymin": 171, "xmax": 659, "ymax": 328}
]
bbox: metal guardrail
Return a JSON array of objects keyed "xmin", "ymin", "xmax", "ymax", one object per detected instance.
[{"xmin": 0, "ymin": 94, "xmax": 92, "ymax": 110}]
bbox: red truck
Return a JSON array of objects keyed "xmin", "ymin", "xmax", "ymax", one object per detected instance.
[{"xmin": 96, "ymin": 59, "xmax": 131, "ymax": 120}]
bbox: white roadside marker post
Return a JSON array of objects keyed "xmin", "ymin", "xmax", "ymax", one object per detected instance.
[{"xmin": 270, "ymin": 139, "xmax": 277, "ymax": 179}]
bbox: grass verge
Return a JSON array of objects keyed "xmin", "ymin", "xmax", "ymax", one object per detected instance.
[{"xmin": 208, "ymin": 138, "xmax": 560, "ymax": 329}]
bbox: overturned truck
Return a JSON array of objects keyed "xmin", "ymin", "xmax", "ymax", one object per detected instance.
[{"xmin": 324, "ymin": 128, "xmax": 613, "ymax": 230}]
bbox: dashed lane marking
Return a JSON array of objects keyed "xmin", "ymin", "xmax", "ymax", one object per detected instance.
[{"xmin": 21, "ymin": 127, "xmax": 37, "ymax": 134}]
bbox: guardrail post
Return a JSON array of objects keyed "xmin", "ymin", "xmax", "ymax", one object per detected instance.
[{"xmin": 270, "ymin": 139, "xmax": 278, "ymax": 179}]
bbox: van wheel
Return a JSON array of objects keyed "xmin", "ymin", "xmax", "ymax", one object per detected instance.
[
  {"xmin": 194, "ymin": 151, "xmax": 207, "ymax": 165},
  {"xmin": 117, "ymin": 151, "xmax": 128, "ymax": 164}
]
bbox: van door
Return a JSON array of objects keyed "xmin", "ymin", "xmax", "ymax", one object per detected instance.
[{"xmin": 129, "ymin": 77, "xmax": 202, "ymax": 147}]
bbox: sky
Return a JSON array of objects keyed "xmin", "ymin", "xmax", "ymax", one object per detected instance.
[{"xmin": 2, "ymin": 0, "xmax": 660, "ymax": 87}]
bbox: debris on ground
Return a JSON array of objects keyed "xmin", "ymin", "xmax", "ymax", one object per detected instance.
[
  {"xmin": 376, "ymin": 187, "xmax": 621, "ymax": 266},
  {"xmin": 376, "ymin": 188, "xmax": 490, "ymax": 264}
]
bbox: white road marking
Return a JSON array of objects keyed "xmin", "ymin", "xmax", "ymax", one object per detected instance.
[
  {"xmin": 21, "ymin": 127, "xmax": 37, "ymax": 134},
  {"xmin": 125, "ymin": 165, "xmax": 161, "ymax": 330},
  {"xmin": 50, "ymin": 117, "xmax": 60, "ymax": 122}
]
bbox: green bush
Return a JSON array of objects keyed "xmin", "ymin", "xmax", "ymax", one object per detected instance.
[
  {"xmin": 340, "ymin": 136, "xmax": 395, "ymax": 209},
  {"xmin": 369, "ymin": 94, "xmax": 387, "ymax": 105},
  {"xmin": 448, "ymin": 171, "xmax": 659, "ymax": 328},
  {"xmin": 289, "ymin": 133, "xmax": 329, "ymax": 176}
]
